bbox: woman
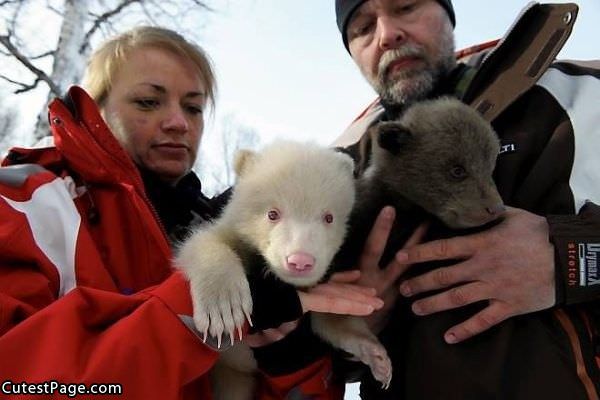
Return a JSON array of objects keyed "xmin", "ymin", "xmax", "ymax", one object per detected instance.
[{"xmin": 0, "ymin": 26, "xmax": 388, "ymax": 399}]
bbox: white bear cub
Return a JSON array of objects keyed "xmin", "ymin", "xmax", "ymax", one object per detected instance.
[{"xmin": 177, "ymin": 141, "xmax": 392, "ymax": 400}]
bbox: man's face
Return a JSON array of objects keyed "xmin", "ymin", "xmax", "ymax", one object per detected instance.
[
  {"xmin": 347, "ymin": 0, "xmax": 456, "ymax": 106},
  {"xmin": 101, "ymin": 46, "xmax": 206, "ymax": 185}
]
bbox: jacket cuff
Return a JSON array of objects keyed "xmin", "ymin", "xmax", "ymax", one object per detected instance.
[
  {"xmin": 247, "ymin": 269, "xmax": 303, "ymax": 332},
  {"xmin": 148, "ymin": 272, "xmax": 214, "ymax": 346},
  {"xmin": 548, "ymin": 203, "xmax": 600, "ymax": 305},
  {"xmin": 147, "ymin": 271, "xmax": 194, "ymax": 316},
  {"xmin": 252, "ymin": 316, "xmax": 329, "ymax": 376}
]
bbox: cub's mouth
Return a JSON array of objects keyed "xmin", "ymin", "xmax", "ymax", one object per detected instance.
[{"xmin": 442, "ymin": 206, "xmax": 505, "ymax": 229}]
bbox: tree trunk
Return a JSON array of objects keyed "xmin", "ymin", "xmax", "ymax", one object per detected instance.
[{"xmin": 33, "ymin": 0, "xmax": 89, "ymax": 141}]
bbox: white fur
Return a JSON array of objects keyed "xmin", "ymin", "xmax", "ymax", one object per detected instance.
[
  {"xmin": 177, "ymin": 141, "xmax": 356, "ymax": 343},
  {"xmin": 177, "ymin": 141, "xmax": 392, "ymax": 398},
  {"xmin": 177, "ymin": 227, "xmax": 252, "ymax": 345}
]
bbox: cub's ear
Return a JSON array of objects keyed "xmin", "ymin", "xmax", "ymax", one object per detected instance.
[
  {"xmin": 333, "ymin": 150, "xmax": 355, "ymax": 176},
  {"xmin": 233, "ymin": 149, "xmax": 258, "ymax": 178},
  {"xmin": 376, "ymin": 122, "xmax": 413, "ymax": 155}
]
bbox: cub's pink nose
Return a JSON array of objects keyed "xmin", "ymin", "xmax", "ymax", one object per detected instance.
[{"xmin": 286, "ymin": 252, "xmax": 315, "ymax": 273}]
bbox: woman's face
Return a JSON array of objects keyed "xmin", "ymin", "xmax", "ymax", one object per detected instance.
[{"xmin": 101, "ymin": 46, "xmax": 207, "ymax": 185}]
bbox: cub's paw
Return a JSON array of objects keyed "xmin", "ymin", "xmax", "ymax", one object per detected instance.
[
  {"xmin": 188, "ymin": 262, "xmax": 252, "ymax": 349},
  {"xmin": 357, "ymin": 339, "xmax": 393, "ymax": 390}
]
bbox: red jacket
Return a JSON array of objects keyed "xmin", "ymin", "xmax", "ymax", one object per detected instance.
[{"xmin": 0, "ymin": 86, "xmax": 340, "ymax": 399}]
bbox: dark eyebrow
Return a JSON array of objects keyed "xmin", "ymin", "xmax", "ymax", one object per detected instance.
[{"xmin": 135, "ymin": 82, "xmax": 205, "ymax": 100}]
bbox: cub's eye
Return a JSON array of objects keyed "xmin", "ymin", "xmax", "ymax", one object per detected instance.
[
  {"xmin": 323, "ymin": 213, "xmax": 334, "ymax": 224},
  {"xmin": 450, "ymin": 165, "xmax": 468, "ymax": 180},
  {"xmin": 267, "ymin": 209, "xmax": 280, "ymax": 222}
]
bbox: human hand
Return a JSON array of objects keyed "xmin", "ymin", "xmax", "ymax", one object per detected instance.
[
  {"xmin": 397, "ymin": 207, "xmax": 555, "ymax": 344},
  {"xmin": 247, "ymin": 271, "xmax": 384, "ymax": 348},
  {"xmin": 298, "ymin": 270, "xmax": 384, "ymax": 315},
  {"xmin": 356, "ymin": 206, "xmax": 428, "ymax": 333}
]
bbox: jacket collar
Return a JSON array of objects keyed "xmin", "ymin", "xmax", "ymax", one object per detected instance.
[{"xmin": 47, "ymin": 85, "xmax": 144, "ymax": 190}]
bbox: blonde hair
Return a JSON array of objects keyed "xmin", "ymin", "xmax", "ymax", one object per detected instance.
[{"xmin": 83, "ymin": 26, "xmax": 216, "ymax": 109}]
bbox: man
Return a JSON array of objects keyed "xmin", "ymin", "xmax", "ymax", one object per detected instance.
[{"xmin": 334, "ymin": 0, "xmax": 600, "ymax": 398}]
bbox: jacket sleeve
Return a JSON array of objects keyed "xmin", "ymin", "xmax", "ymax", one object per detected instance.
[
  {"xmin": 0, "ymin": 268, "xmax": 219, "ymax": 398},
  {"xmin": 548, "ymin": 202, "xmax": 600, "ymax": 305},
  {"xmin": 253, "ymin": 318, "xmax": 344, "ymax": 400}
]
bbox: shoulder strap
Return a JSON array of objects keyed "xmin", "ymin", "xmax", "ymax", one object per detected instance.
[{"xmin": 463, "ymin": 2, "xmax": 579, "ymax": 122}]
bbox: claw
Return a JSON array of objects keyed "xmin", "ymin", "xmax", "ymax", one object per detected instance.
[
  {"xmin": 237, "ymin": 326, "xmax": 243, "ymax": 341},
  {"xmin": 217, "ymin": 333, "xmax": 222, "ymax": 349},
  {"xmin": 230, "ymin": 329, "xmax": 235, "ymax": 346},
  {"xmin": 244, "ymin": 309, "xmax": 253, "ymax": 327}
]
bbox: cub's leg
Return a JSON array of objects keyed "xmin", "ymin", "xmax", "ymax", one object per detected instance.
[
  {"xmin": 177, "ymin": 229, "xmax": 252, "ymax": 346},
  {"xmin": 312, "ymin": 313, "xmax": 392, "ymax": 389},
  {"xmin": 211, "ymin": 344, "xmax": 257, "ymax": 400}
]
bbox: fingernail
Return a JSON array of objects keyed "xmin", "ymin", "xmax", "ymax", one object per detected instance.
[
  {"xmin": 445, "ymin": 332, "xmax": 457, "ymax": 344},
  {"xmin": 400, "ymin": 282, "xmax": 412, "ymax": 296},
  {"xmin": 382, "ymin": 206, "xmax": 394, "ymax": 218},
  {"xmin": 411, "ymin": 303, "xmax": 422, "ymax": 315}
]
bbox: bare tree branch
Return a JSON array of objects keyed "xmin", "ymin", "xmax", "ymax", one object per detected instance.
[
  {"xmin": 81, "ymin": 0, "xmax": 139, "ymax": 54},
  {"xmin": 0, "ymin": 34, "xmax": 61, "ymax": 96},
  {"xmin": 7, "ymin": 0, "xmax": 24, "ymax": 36},
  {"xmin": 30, "ymin": 49, "xmax": 55, "ymax": 60},
  {"xmin": 0, "ymin": 90, "xmax": 19, "ymax": 151},
  {"xmin": 139, "ymin": 1, "xmax": 159, "ymax": 25},
  {"xmin": 189, "ymin": 0, "xmax": 213, "ymax": 13},
  {"xmin": 46, "ymin": 4, "xmax": 64, "ymax": 16},
  {"xmin": 0, "ymin": 0, "xmax": 19, "ymax": 7},
  {"xmin": 14, "ymin": 78, "xmax": 41, "ymax": 94},
  {"xmin": 0, "ymin": 73, "xmax": 41, "ymax": 93}
]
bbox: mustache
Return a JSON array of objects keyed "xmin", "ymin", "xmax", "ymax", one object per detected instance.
[{"xmin": 377, "ymin": 45, "xmax": 425, "ymax": 78}]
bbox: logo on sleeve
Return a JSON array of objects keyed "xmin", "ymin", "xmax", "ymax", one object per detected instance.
[
  {"xmin": 568, "ymin": 243, "xmax": 600, "ymax": 286},
  {"xmin": 499, "ymin": 143, "xmax": 516, "ymax": 155}
]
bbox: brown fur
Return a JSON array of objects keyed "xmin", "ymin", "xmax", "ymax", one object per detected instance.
[{"xmin": 362, "ymin": 96, "xmax": 503, "ymax": 229}]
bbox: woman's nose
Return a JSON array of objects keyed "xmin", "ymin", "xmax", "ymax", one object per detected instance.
[{"xmin": 161, "ymin": 107, "xmax": 189, "ymax": 133}]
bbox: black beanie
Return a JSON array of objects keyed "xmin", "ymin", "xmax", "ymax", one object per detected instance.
[{"xmin": 335, "ymin": 0, "xmax": 456, "ymax": 51}]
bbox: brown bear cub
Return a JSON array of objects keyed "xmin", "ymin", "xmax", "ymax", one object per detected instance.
[
  {"xmin": 336, "ymin": 96, "xmax": 504, "ymax": 270},
  {"xmin": 333, "ymin": 96, "xmax": 505, "ymax": 392}
]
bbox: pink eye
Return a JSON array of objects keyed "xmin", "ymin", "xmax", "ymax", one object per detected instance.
[
  {"xmin": 323, "ymin": 213, "xmax": 334, "ymax": 224},
  {"xmin": 267, "ymin": 209, "xmax": 280, "ymax": 221}
]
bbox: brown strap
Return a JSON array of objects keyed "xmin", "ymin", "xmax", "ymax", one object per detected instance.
[{"xmin": 464, "ymin": 3, "xmax": 579, "ymax": 122}]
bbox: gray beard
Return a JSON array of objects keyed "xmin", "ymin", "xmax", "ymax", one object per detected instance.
[
  {"xmin": 373, "ymin": 33, "xmax": 456, "ymax": 107},
  {"xmin": 378, "ymin": 67, "xmax": 437, "ymax": 106}
]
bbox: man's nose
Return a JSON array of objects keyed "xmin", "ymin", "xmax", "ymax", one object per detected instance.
[
  {"xmin": 161, "ymin": 107, "xmax": 189, "ymax": 133},
  {"xmin": 377, "ymin": 17, "xmax": 406, "ymax": 51}
]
